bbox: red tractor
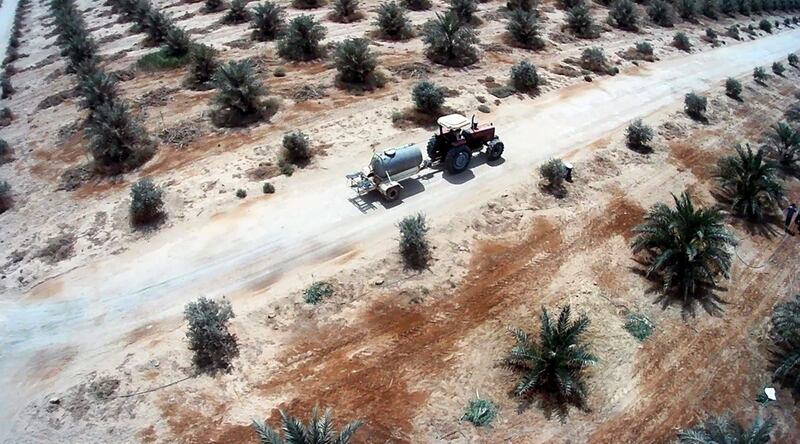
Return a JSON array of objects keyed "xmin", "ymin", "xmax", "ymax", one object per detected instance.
[{"xmin": 426, "ymin": 114, "xmax": 504, "ymax": 174}]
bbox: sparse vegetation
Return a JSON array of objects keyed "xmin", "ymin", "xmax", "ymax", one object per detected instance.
[
  {"xmin": 715, "ymin": 144, "xmax": 784, "ymax": 221},
  {"xmin": 252, "ymin": 406, "xmax": 363, "ymax": 444},
  {"xmin": 331, "ymin": 0, "xmax": 362, "ymax": 23},
  {"xmin": 236, "ymin": 188, "xmax": 247, "ymax": 199},
  {"xmin": 727, "ymin": 24, "xmax": 740, "ymax": 40},
  {"xmin": 626, "ymin": 119, "xmax": 654, "ymax": 151},
  {"xmin": 677, "ymin": 414, "xmax": 774, "ymax": 443},
  {"xmin": 789, "ymin": 53, "xmax": 799, "ymax": 67},
  {"xmin": 766, "ymin": 122, "xmax": 800, "ymax": 167},
  {"xmin": 303, "ymin": 281, "xmax": 333, "ymax": 304},
  {"xmin": 222, "ymin": 0, "xmax": 250, "ymax": 24},
  {"xmin": 675, "ymin": 0, "xmax": 698, "ymax": 21},
  {"xmin": 505, "ymin": 305, "xmax": 596, "ymax": 414},
  {"xmin": 185, "ymin": 44, "xmax": 219, "ymax": 89},
  {"xmin": 374, "ymin": 1, "xmax": 413, "ymax": 40},
  {"xmin": 184, "ymin": 297, "xmax": 239, "ymax": 374},
  {"xmin": 142, "ymin": 9, "xmax": 172, "ymax": 46},
  {"xmin": 283, "ymin": 131, "xmax": 312, "ymax": 164},
  {"xmin": 673, "ymin": 32, "xmax": 692, "ymax": 51},
  {"xmin": 461, "ymin": 397, "xmax": 498, "ymax": 426},
  {"xmin": 251, "ymin": 1, "xmax": 285, "ymax": 41},
  {"xmin": 506, "ymin": 8, "xmax": 544, "ymax": 49},
  {"xmin": 648, "ymin": 0, "xmax": 676, "ymax": 27},
  {"xmin": 412, "ymin": 80, "xmax": 445, "ymax": 113},
  {"xmin": 635, "ymin": 41, "xmax": 654, "ymax": 57},
  {"xmin": 684, "ymin": 92, "xmax": 707, "ymax": 120},
  {"xmin": 136, "ymin": 48, "xmax": 191, "ymax": 71},
  {"xmin": 334, "ymin": 38, "xmax": 378, "ymax": 85},
  {"xmin": 772, "ymin": 62, "xmax": 785, "ymax": 76},
  {"xmin": 725, "ymin": 77, "xmax": 742, "ymax": 100},
  {"xmin": 705, "ymin": 27, "xmax": 718, "ymax": 42},
  {"xmin": 129, "ymin": 178, "xmax": 164, "ymax": 225},
  {"xmin": 753, "ymin": 66, "xmax": 768, "ymax": 84},
  {"xmin": 277, "ymin": 15, "xmax": 327, "ymax": 61},
  {"xmin": 631, "ymin": 192, "xmax": 736, "ymax": 303},
  {"xmin": 566, "ymin": 4, "xmax": 596, "ymax": 38},
  {"xmin": 79, "ymin": 71, "xmax": 119, "ymax": 115},
  {"xmin": 539, "ymin": 157, "xmax": 568, "ymax": 192},
  {"xmin": 262, "ymin": 182, "xmax": 275, "ymax": 194},
  {"xmin": 609, "ymin": 0, "xmax": 639, "ymax": 31},
  {"xmin": 292, "ymin": 0, "xmax": 326, "ymax": 9},
  {"xmin": 164, "ymin": 26, "xmax": 191, "ymax": 58},
  {"xmin": 769, "ymin": 295, "xmax": 800, "ymax": 395},
  {"xmin": 759, "ymin": 18, "xmax": 773, "ymax": 33},
  {"xmin": 510, "ymin": 60, "xmax": 539, "ymax": 92},
  {"xmin": 422, "ymin": 12, "xmax": 479, "ymax": 67},
  {"xmin": 212, "ymin": 61, "xmax": 269, "ymax": 126},
  {"xmin": 398, "ymin": 213, "xmax": 431, "ymax": 269},
  {"xmin": 701, "ymin": 0, "xmax": 719, "ymax": 19},
  {"xmin": 580, "ymin": 47, "xmax": 608, "ymax": 73},
  {"xmin": 623, "ymin": 313, "xmax": 654, "ymax": 341}
]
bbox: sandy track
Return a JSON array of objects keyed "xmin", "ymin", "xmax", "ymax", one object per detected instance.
[{"xmin": 1, "ymin": 29, "xmax": 799, "ymax": 433}]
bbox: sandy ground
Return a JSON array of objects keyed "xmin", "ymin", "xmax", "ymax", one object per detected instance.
[{"xmin": 1, "ymin": 0, "xmax": 800, "ymax": 441}]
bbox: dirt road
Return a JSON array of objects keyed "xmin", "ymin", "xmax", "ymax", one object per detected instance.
[{"xmin": 1, "ymin": 29, "xmax": 799, "ymax": 437}]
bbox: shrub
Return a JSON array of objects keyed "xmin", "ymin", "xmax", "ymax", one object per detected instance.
[
  {"xmin": 753, "ymin": 66, "xmax": 768, "ymax": 84},
  {"xmin": 303, "ymin": 281, "xmax": 333, "ymax": 304},
  {"xmin": 772, "ymin": 62, "xmax": 785, "ymax": 76},
  {"xmin": 184, "ymin": 297, "xmax": 238, "ymax": 374},
  {"xmin": 648, "ymin": 0, "xmax": 676, "ymax": 27},
  {"xmin": 252, "ymin": 407, "xmax": 363, "ymax": 444},
  {"xmin": 164, "ymin": 26, "xmax": 191, "ymax": 58},
  {"xmin": 273, "ymin": 67, "xmax": 286, "ymax": 77},
  {"xmin": 0, "ymin": 181, "xmax": 10, "ymax": 214},
  {"xmin": 716, "ymin": 144, "xmax": 785, "ymax": 221},
  {"xmin": 677, "ymin": 415, "xmax": 774, "ymax": 443},
  {"xmin": 331, "ymin": 0, "xmax": 362, "ymax": 23},
  {"xmin": 631, "ymin": 192, "xmax": 736, "ymax": 302},
  {"xmin": 635, "ymin": 41, "xmax": 654, "ymax": 56},
  {"xmin": 705, "ymin": 27, "xmax": 718, "ymax": 41},
  {"xmin": 235, "ymin": 188, "xmax": 247, "ymax": 198},
  {"xmin": 398, "ymin": 213, "xmax": 430, "ymax": 269},
  {"xmin": 609, "ymin": 0, "xmax": 639, "ymax": 31},
  {"xmin": 767, "ymin": 122, "xmax": 800, "ymax": 167},
  {"xmin": 684, "ymin": 92, "xmax": 706, "ymax": 120},
  {"xmin": 626, "ymin": 119, "xmax": 654, "ymax": 150},
  {"xmin": 222, "ymin": 0, "xmax": 250, "ymax": 24},
  {"xmin": 726, "ymin": 25, "xmax": 740, "ymax": 40},
  {"xmin": 566, "ymin": 4, "xmax": 596, "ymax": 38},
  {"xmin": 374, "ymin": 1, "xmax": 412, "ymax": 40},
  {"xmin": 202, "ymin": 0, "xmax": 224, "ymax": 13},
  {"xmin": 412, "ymin": 80, "xmax": 445, "ymax": 113},
  {"xmin": 402, "ymin": 0, "xmax": 431, "ymax": 10},
  {"xmin": 701, "ymin": 0, "xmax": 719, "ymax": 18},
  {"xmin": 461, "ymin": 398, "xmax": 497, "ymax": 427},
  {"xmin": 212, "ymin": 61, "xmax": 267, "ymax": 125},
  {"xmin": 136, "ymin": 48, "xmax": 191, "ymax": 71},
  {"xmin": 79, "ymin": 70, "xmax": 118, "ymax": 115},
  {"xmin": 449, "ymin": 0, "xmax": 478, "ymax": 24},
  {"xmin": 506, "ymin": 8, "xmax": 544, "ymax": 49},
  {"xmin": 129, "ymin": 178, "xmax": 164, "ymax": 225},
  {"xmin": 676, "ymin": 0, "xmax": 698, "ymax": 20},
  {"xmin": 507, "ymin": 0, "xmax": 537, "ymax": 9},
  {"xmin": 185, "ymin": 44, "xmax": 218, "ymax": 89},
  {"xmin": 673, "ymin": 32, "xmax": 691, "ymax": 51},
  {"xmin": 505, "ymin": 305, "xmax": 596, "ymax": 413},
  {"xmin": 0, "ymin": 73, "xmax": 13, "ymax": 99},
  {"xmin": 510, "ymin": 60, "xmax": 539, "ymax": 91},
  {"xmin": 262, "ymin": 182, "xmax": 275, "ymax": 193},
  {"xmin": 720, "ymin": 0, "xmax": 737, "ymax": 15},
  {"xmin": 334, "ymin": 38, "xmax": 377, "ymax": 84},
  {"xmin": 770, "ymin": 295, "xmax": 800, "ymax": 395},
  {"xmin": 292, "ymin": 0, "xmax": 325, "ymax": 8},
  {"xmin": 422, "ymin": 12, "xmax": 479, "ymax": 67},
  {"xmin": 760, "ymin": 19, "xmax": 772, "ymax": 33},
  {"xmin": 789, "ymin": 53, "xmax": 798, "ymax": 67},
  {"xmin": 86, "ymin": 101, "xmax": 151, "ymax": 173},
  {"xmin": 283, "ymin": 131, "xmax": 311, "ymax": 164},
  {"xmin": 0, "ymin": 139, "xmax": 8, "ymax": 158},
  {"xmin": 623, "ymin": 313, "xmax": 654, "ymax": 341},
  {"xmin": 539, "ymin": 157, "xmax": 568, "ymax": 191},
  {"xmin": 580, "ymin": 47, "xmax": 607, "ymax": 72},
  {"xmin": 725, "ymin": 77, "xmax": 742, "ymax": 99},
  {"xmin": 142, "ymin": 9, "xmax": 172, "ymax": 46},
  {"xmin": 251, "ymin": 2, "xmax": 285, "ymax": 41},
  {"xmin": 277, "ymin": 15, "xmax": 326, "ymax": 61}
]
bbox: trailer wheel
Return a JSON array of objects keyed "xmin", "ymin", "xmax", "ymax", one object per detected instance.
[
  {"xmin": 383, "ymin": 186, "xmax": 400, "ymax": 202},
  {"xmin": 487, "ymin": 140, "xmax": 504, "ymax": 161},
  {"xmin": 445, "ymin": 146, "xmax": 472, "ymax": 174}
]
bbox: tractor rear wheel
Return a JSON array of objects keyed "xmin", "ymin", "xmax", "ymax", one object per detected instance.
[
  {"xmin": 487, "ymin": 140, "xmax": 504, "ymax": 161},
  {"xmin": 445, "ymin": 146, "xmax": 472, "ymax": 174}
]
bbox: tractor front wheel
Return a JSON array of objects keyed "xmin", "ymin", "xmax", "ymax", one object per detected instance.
[
  {"xmin": 486, "ymin": 140, "xmax": 504, "ymax": 161},
  {"xmin": 445, "ymin": 146, "xmax": 472, "ymax": 174}
]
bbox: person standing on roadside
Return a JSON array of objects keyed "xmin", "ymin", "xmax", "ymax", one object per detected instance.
[{"xmin": 786, "ymin": 203, "xmax": 798, "ymax": 234}]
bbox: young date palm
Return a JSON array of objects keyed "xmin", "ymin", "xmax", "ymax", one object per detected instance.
[
  {"xmin": 252, "ymin": 406, "xmax": 363, "ymax": 444},
  {"xmin": 185, "ymin": 44, "xmax": 219, "ymax": 89},
  {"xmin": 770, "ymin": 295, "xmax": 800, "ymax": 395},
  {"xmin": 715, "ymin": 144, "xmax": 784, "ymax": 221},
  {"xmin": 334, "ymin": 38, "xmax": 377, "ymax": 84},
  {"xmin": 506, "ymin": 305, "xmax": 596, "ymax": 413},
  {"xmin": 251, "ymin": 1, "xmax": 285, "ymax": 41},
  {"xmin": 277, "ymin": 15, "xmax": 326, "ymax": 61},
  {"xmin": 677, "ymin": 414, "xmax": 774, "ymax": 443},
  {"xmin": 421, "ymin": 12, "xmax": 478, "ymax": 67},
  {"xmin": 79, "ymin": 70, "xmax": 119, "ymax": 116},
  {"xmin": 631, "ymin": 192, "xmax": 736, "ymax": 302},
  {"xmin": 212, "ymin": 60, "xmax": 267, "ymax": 125},
  {"xmin": 506, "ymin": 8, "xmax": 544, "ymax": 49},
  {"xmin": 766, "ymin": 122, "xmax": 800, "ymax": 167},
  {"xmin": 86, "ymin": 100, "xmax": 151, "ymax": 173},
  {"xmin": 374, "ymin": 1, "xmax": 413, "ymax": 40},
  {"xmin": 223, "ymin": 0, "xmax": 250, "ymax": 24}
]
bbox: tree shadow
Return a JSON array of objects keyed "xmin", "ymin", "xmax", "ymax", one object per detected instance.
[
  {"xmin": 628, "ymin": 265, "xmax": 728, "ymax": 318},
  {"xmin": 627, "ymin": 142, "xmax": 654, "ymax": 155},
  {"xmin": 510, "ymin": 388, "xmax": 590, "ymax": 423},
  {"xmin": 709, "ymin": 188, "xmax": 782, "ymax": 238}
]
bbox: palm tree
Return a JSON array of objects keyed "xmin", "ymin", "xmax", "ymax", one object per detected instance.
[
  {"xmin": 421, "ymin": 12, "xmax": 478, "ymax": 67},
  {"xmin": 252, "ymin": 406, "xmax": 363, "ymax": 444},
  {"xmin": 766, "ymin": 122, "xmax": 800, "ymax": 167},
  {"xmin": 715, "ymin": 144, "xmax": 784, "ymax": 221},
  {"xmin": 631, "ymin": 192, "xmax": 736, "ymax": 301},
  {"xmin": 185, "ymin": 44, "xmax": 218, "ymax": 89},
  {"xmin": 212, "ymin": 61, "xmax": 267, "ymax": 125},
  {"xmin": 277, "ymin": 15, "xmax": 327, "ymax": 61},
  {"xmin": 79, "ymin": 70, "xmax": 119, "ymax": 117},
  {"xmin": 505, "ymin": 305, "xmax": 596, "ymax": 411},
  {"xmin": 251, "ymin": 1, "xmax": 286, "ymax": 41},
  {"xmin": 770, "ymin": 295, "xmax": 800, "ymax": 395},
  {"xmin": 677, "ymin": 414, "xmax": 774, "ymax": 443}
]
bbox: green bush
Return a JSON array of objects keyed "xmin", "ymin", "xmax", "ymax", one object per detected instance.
[
  {"xmin": 789, "ymin": 53, "xmax": 799, "ymax": 67},
  {"xmin": 0, "ymin": 181, "xmax": 11, "ymax": 214},
  {"xmin": 136, "ymin": 48, "xmax": 191, "ymax": 71},
  {"xmin": 647, "ymin": 0, "xmax": 676, "ymax": 27},
  {"xmin": 422, "ymin": 12, "xmax": 478, "ymax": 67},
  {"xmin": 580, "ymin": 47, "xmax": 607, "ymax": 72},
  {"xmin": 79, "ymin": 70, "xmax": 118, "ymax": 115},
  {"xmin": 235, "ymin": 188, "xmax": 247, "ymax": 198},
  {"xmin": 725, "ymin": 77, "xmax": 742, "ymax": 99},
  {"xmin": 331, "ymin": 0, "xmax": 362, "ymax": 23},
  {"xmin": 251, "ymin": 2, "xmax": 285, "ymax": 41},
  {"xmin": 673, "ymin": 32, "xmax": 691, "ymax": 51},
  {"xmin": 705, "ymin": 27, "xmax": 718, "ymax": 41},
  {"xmin": 566, "ymin": 4, "xmax": 596, "ymax": 38},
  {"xmin": 449, "ymin": 0, "xmax": 478, "ymax": 24},
  {"xmin": 222, "ymin": 0, "xmax": 250, "ymax": 24},
  {"xmin": 398, "ymin": 213, "xmax": 431, "ymax": 269},
  {"xmin": 142, "ymin": 9, "xmax": 172, "ymax": 46},
  {"xmin": 303, "ymin": 281, "xmax": 333, "ymax": 304},
  {"xmin": 164, "ymin": 26, "xmax": 191, "ymax": 57},
  {"xmin": 412, "ymin": 80, "xmax": 445, "ymax": 113},
  {"xmin": 212, "ymin": 61, "xmax": 268, "ymax": 126},
  {"xmin": 609, "ymin": 0, "xmax": 639, "ymax": 31},
  {"xmin": 675, "ymin": 0, "xmax": 698, "ymax": 20},
  {"xmin": 334, "ymin": 38, "xmax": 377, "ymax": 84},
  {"xmin": 277, "ymin": 14, "xmax": 326, "ymax": 61},
  {"xmin": 0, "ymin": 73, "xmax": 13, "ymax": 99},
  {"xmin": 461, "ymin": 398, "xmax": 497, "ymax": 427},
  {"xmin": 772, "ymin": 62, "xmax": 785, "ymax": 76},
  {"xmin": 506, "ymin": 8, "xmax": 544, "ymax": 49},
  {"xmin": 720, "ymin": 0, "xmax": 737, "ymax": 15},
  {"xmin": 626, "ymin": 119, "xmax": 654, "ymax": 150},
  {"xmin": 701, "ymin": 0, "xmax": 719, "ymax": 18},
  {"xmin": 753, "ymin": 66, "xmax": 768, "ymax": 84},
  {"xmin": 623, "ymin": 313, "xmax": 654, "ymax": 341},
  {"xmin": 684, "ymin": 92, "xmax": 707, "ymax": 119},
  {"xmin": 185, "ymin": 44, "xmax": 218, "ymax": 89},
  {"xmin": 635, "ymin": 41, "xmax": 654, "ymax": 56},
  {"xmin": 402, "ymin": 0, "xmax": 431, "ymax": 10},
  {"xmin": 374, "ymin": 1, "xmax": 413, "ymax": 40},
  {"xmin": 510, "ymin": 59, "xmax": 539, "ymax": 92},
  {"xmin": 539, "ymin": 157, "xmax": 568, "ymax": 190},
  {"xmin": 184, "ymin": 297, "xmax": 239, "ymax": 374},
  {"xmin": 759, "ymin": 18, "xmax": 773, "ymax": 33},
  {"xmin": 726, "ymin": 25, "xmax": 740, "ymax": 40},
  {"xmin": 129, "ymin": 178, "xmax": 164, "ymax": 225},
  {"xmin": 283, "ymin": 131, "xmax": 312, "ymax": 164},
  {"xmin": 262, "ymin": 182, "xmax": 275, "ymax": 194}
]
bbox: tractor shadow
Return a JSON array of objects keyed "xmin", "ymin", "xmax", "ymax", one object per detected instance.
[
  {"xmin": 443, "ymin": 151, "xmax": 506, "ymax": 185},
  {"xmin": 347, "ymin": 181, "xmax": 427, "ymax": 213}
]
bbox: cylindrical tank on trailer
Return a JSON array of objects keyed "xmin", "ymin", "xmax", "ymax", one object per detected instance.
[{"xmin": 370, "ymin": 145, "xmax": 423, "ymax": 180}]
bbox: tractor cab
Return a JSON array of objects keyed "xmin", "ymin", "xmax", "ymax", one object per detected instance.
[{"xmin": 427, "ymin": 114, "xmax": 502, "ymax": 174}]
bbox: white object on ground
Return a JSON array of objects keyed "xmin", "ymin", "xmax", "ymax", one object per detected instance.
[{"xmin": 764, "ymin": 387, "xmax": 776, "ymax": 401}]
